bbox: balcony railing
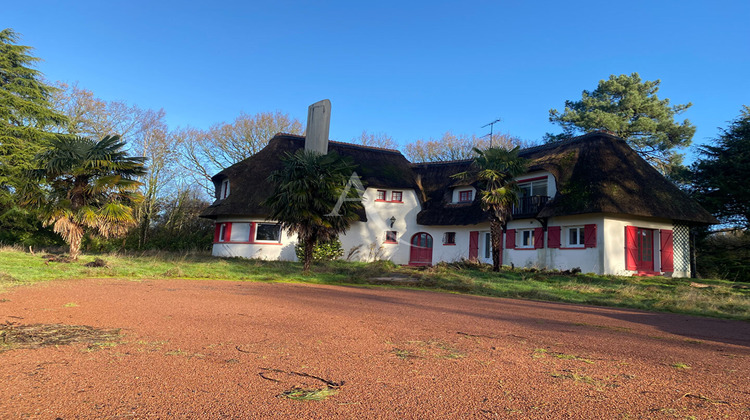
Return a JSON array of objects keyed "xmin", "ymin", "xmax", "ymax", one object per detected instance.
[{"xmin": 512, "ymin": 195, "xmax": 549, "ymax": 218}]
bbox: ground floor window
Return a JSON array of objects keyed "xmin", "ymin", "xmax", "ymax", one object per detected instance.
[
  {"xmin": 519, "ymin": 229, "xmax": 535, "ymax": 248},
  {"xmin": 255, "ymin": 223, "xmax": 281, "ymax": 242},
  {"xmin": 385, "ymin": 231, "xmax": 398, "ymax": 244},
  {"xmin": 484, "ymin": 232, "xmax": 491, "ymax": 259},
  {"xmin": 567, "ymin": 226, "xmax": 584, "ymax": 247},
  {"xmin": 443, "ymin": 232, "xmax": 456, "ymax": 245}
]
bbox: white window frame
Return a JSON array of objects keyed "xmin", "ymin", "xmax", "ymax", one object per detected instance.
[
  {"xmin": 254, "ymin": 223, "xmax": 282, "ymax": 243},
  {"xmin": 519, "ymin": 229, "xmax": 535, "ymax": 248},
  {"xmin": 566, "ymin": 226, "xmax": 585, "ymax": 248},
  {"xmin": 220, "ymin": 179, "xmax": 230, "ymax": 199},
  {"xmin": 218, "ymin": 223, "xmax": 229, "ymax": 242},
  {"xmin": 518, "ymin": 179, "xmax": 547, "ymax": 197}
]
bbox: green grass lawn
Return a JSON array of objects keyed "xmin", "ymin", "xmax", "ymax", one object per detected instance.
[{"xmin": 1, "ymin": 247, "xmax": 748, "ymax": 320}]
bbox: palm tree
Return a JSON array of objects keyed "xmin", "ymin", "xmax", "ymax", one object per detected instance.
[
  {"xmin": 453, "ymin": 147, "xmax": 528, "ymax": 271},
  {"xmin": 24, "ymin": 135, "xmax": 146, "ymax": 259},
  {"xmin": 265, "ymin": 149, "xmax": 362, "ymax": 273}
]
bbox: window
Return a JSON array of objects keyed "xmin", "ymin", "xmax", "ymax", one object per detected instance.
[
  {"xmin": 385, "ymin": 231, "xmax": 398, "ymax": 244},
  {"xmin": 255, "ymin": 223, "xmax": 281, "ymax": 242},
  {"xmin": 458, "ymin": 190, "xmax": 473, "ymax": 203},
  {"xmin": 376, "ymin": 190, "xmax": 386, "ymax": 201},
  {"xmin": 391, "ymin": 191, "xmax": 403, "ymax": 202},
  {"xmin": 518, "ymin": 178, "xmax": 547, "ymax": 198},
  {"xmin": 443, "ymin": 232, "xmax": 456, "ymax": 245},
  {"xmin": 519, "ymin": 229, "xmax": 535, "ymax": 248},
  {"xmin": 566, "ymin": 226, "xmax": 585, "ymax": 247},
  {"xmin": 220, "ymin": 179, "xmax": 230, "ymax": 199}
]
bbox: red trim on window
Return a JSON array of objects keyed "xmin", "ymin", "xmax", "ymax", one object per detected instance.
[
  {"xmin": 214, "ymin": 224, "xmax": 221, "ymax": 242},
  {"xmin": 548, "ymin": 226, "xmax": 561, "ymax": 248},
  {"xmin": 505, "ymin": 229, "xmax": 515, "ymax": 250},
  {"xmin": 224, "ymin": 223, "xmax": 232, "ymax": 242},
  {"xmin": 625, "ymin": 226, "xmax": 638, "ymax": 270},
  {"xmin": 516, "ymin": 175, "xmax": 547, "ymax": 183},
  {"xmin": 660, "ymin": 229, "xmax": 674, "ymax": 272},
  {"xmin": 391, "ymin": 191, "xmax": 403, "ymax": 202},
  {"xmin": 384, "ymin": 231, "xmax": 398, "ymax": 244},
  {"xmin": 458, "ymin": 190, "xmax": 473, "ymax": 203},
  {"xmin": 469, "ymin": 231, "xmax": 479, "ymax": 260},
  {"xmin": 584, "ymin": 224, "xmax": 597, "ymax": 248},
  {"xmin": 534, "ymin": 228, "xmax": 544, "ymax": 249},
  {"xmin": 248, "ymin": 222, "xmax": 256, "ymax": 242}
]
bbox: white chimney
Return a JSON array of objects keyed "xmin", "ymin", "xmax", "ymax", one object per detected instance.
[{"xmin": 305, "ymin": 99, "xmax": 331, "ymax": 154}]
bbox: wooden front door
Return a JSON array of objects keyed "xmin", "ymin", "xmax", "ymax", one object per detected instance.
[{"xmin": 409, "ymin": 232, "xmax": 433, "ymax": 266}]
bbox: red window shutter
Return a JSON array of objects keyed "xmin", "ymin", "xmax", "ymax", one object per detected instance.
[
  {"xmin": 625, "ymin": 226, "xmax": 638, "ymax": 270},
  {"xmin": 223, "ymin": 222, "xmax": 233, "ymax": 242},
  {"xmin": 548, "ymin": 226, "xmax": 561, "ymax": 248},
  {"xmin": 249, "ymin": 222, "xmax": 256, "ymax": 242},
  {"xmin": 660, "ymin": 229, "xmax": 674, "ymax": 272},
  {"xmin": 584, "ymin": 224, "xmax": 597, "ymax": 248},
  {"xmin": 505, "ymin": 229, "xmax": 515, "ymax": 250},
  {"xmin": 469, "ymin": 231, "xmax": 479, "ymax": 260},
  {"xmin": 534, "ymin": 228, "xmax": 544, "ymax": 249},
  {"xmin": 214, "ymin": 223, "xmax": 221, "ymax": 243}
]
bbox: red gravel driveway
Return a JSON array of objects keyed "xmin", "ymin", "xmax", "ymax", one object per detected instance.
[{"xmin": 0, "ymin": 278, "xmax": 748, "ymax": 419}]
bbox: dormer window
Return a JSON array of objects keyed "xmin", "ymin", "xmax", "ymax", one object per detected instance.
[
  {"xmin": 376, "ymin": 190, "xmax": 387, "ymax": 201},
  {"xmin": 220, "ymin": 179, "xmax": 230, "ymax": 199},
  {"xmin": 458, "ymin": 190, "xmax": 473, "ymax": 203},
  {"xmin": 391, "ymin": 191, "xmax": 403, "ymax": 202}
]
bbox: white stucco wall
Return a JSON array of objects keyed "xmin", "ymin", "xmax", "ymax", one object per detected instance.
[{"xmin": 504, "ymin": 215, "xmax": 604, "ymax": 274}]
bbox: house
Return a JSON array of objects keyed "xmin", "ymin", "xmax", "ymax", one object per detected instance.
[{"xmin": 200, "ymin": 103, "xmax": 716, "ymax": 277}]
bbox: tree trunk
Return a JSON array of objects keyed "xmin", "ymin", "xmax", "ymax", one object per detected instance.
[
  {"xmin": 490, "ymin": 219, "xmax": 503, "ymax": 272},
  {"xmin": 69, "ymin": 234, "xmax": 81, "ymax": 261},
  {"xmin": 303, "ymin": 238, "xmax": 315, "ymax": 274}
]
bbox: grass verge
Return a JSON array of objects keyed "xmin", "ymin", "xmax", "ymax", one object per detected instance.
[{"xmin": 1, "ymin": 247, "xmax": 748, "ymax": 320}]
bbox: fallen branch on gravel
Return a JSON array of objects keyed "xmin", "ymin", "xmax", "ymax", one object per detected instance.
[
  {"xmin": 680, "ymin": 393, "xmax": 731, "ymax": 405},
  {"xmin": 258, "ymin": 367, "xmax": 344, "ymax": 388}
]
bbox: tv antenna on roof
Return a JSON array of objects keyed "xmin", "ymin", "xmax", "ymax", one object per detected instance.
[{"xmin": 481, "ymin": 118, "xmax": 502, "ymax": 148}]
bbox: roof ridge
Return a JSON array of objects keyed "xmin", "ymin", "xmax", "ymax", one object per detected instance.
[{"xmin": 272, "ymin": 132, "xmax": 403, "ymax": 154}]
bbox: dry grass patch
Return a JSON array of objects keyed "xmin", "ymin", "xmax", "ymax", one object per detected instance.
[{"xmin": 0, "ymin": 322, "xmax": 122, "ymax": 352}]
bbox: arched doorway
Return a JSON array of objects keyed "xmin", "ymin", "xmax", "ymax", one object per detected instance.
[{"xmin": 409, "ymin": 232, "xmax": 433, "ymax": 266}]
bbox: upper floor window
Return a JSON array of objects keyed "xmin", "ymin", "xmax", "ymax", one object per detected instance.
[
  {"xmin": 518, "ymin": 178, "xmax": 547, "ymax": 198},
  {"xmin": 458, "ymin": 190, "xmax": 473, "ymax": 203},
  {"xmin": 376, "ymin": 190, "xmax": 387, "ymax": 201},
  {"xmin": 255, "ymin": 223, "xmax": 281, "ymax": 242},
  {"xmin": 220, "ymin": 179, "xmax": 230, "ymax": 199},
  {"xmin": 391, "ymin": 191, "xmax": 403, "ymax": 202}
]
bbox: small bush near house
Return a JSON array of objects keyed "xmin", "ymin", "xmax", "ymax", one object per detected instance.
[{"xmin": 295, "ymin": 238, "xmax": 344, "ymax": 263}]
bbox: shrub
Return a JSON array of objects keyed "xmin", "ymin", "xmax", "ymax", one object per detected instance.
[{"xmin": 294, "ymin": 238, "xmax": 344, "ymax": 262}]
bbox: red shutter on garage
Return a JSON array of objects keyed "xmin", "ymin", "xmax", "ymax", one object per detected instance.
[
  {"xmin": 548, "ymin": 226, "xmax": 561, "ymax": 248},
  {"xmin": 214, "ymin": 223, "xmax": 221, "ymax": 243},
  {"xmin": 660, "ymin": 229, "xmax": 674, "ymax": 272},
  {"xmin": 584, "ymin": 224, "xmax": 597, "ymax": 248},
  {"xmin": 469, "ymin": 231, "xmax": 479, "ymax": 260},
  {"xmin": 505, "ymin": 229, "xmax": 516, "ymax": 249},
  {"xmin": 625, "ymin": 226, "xmax": 638, "ymax": 270},
  {"xmin": 534, "ymin": 228, "xmax": 544, "ymax": 249}
]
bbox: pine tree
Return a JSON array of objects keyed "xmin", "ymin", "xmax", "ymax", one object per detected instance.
[{"xmin": 0, "ymin": 28, "xmax": 68, "ymax": 244}]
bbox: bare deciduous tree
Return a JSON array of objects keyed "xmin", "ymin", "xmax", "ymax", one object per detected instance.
[{"xmin": 403, "ymin": 131, "xmax": 527, "ymax": 163}]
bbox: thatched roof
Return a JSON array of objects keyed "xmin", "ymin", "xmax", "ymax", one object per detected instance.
[
  {"xmin": 414, "ymin": 132, "xmax": 716, "ymax": 225},
  {"xmin": 201, "ymin": 131, "xmax": 716, "ymax": 226},
  {"xmin": 199, "ymin": 134, "xmax": 416, "ymax": 220}
]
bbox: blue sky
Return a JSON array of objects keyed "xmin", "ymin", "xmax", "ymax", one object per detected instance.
[{"xmin": 5, "ymin": 1, "xmax": 749, "ymax": 162}]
